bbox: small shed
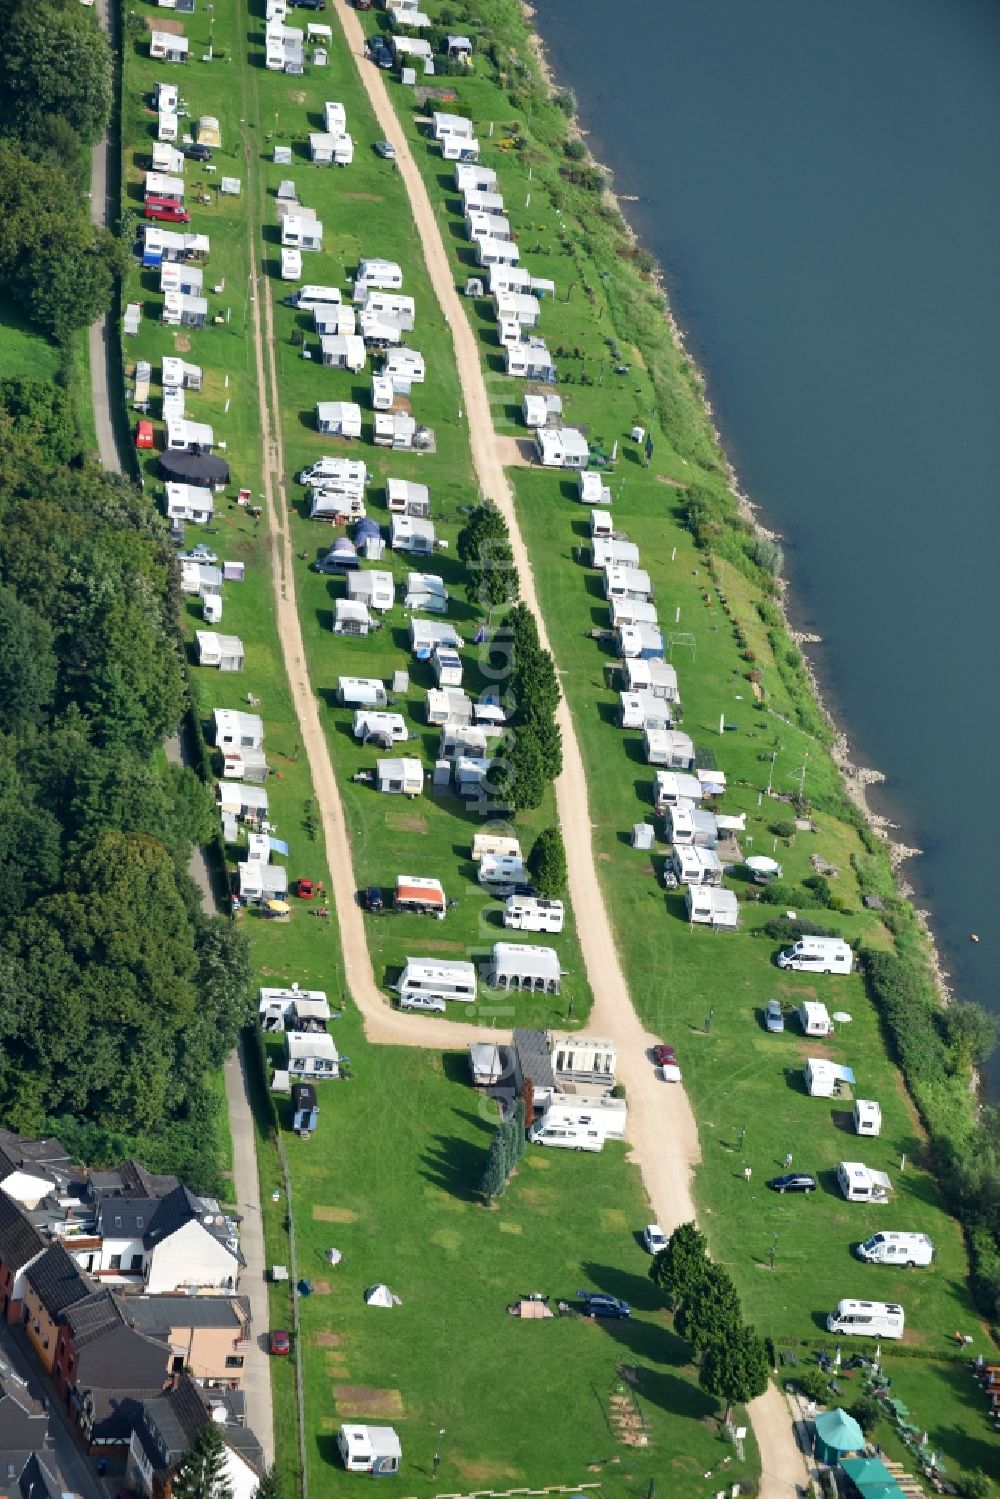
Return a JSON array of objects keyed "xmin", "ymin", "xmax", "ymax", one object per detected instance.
[
  {"xmin": 469, "ymin": 1042, "xmax": 504, "ymax": 1087},
  {"xmin": 632, "ymin": 822, "xmax": 655, "ymax": 851}
]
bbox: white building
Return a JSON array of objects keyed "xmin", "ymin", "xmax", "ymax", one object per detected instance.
[{"xmin": 534, "ymin": 427, "xmax": 589, "ymax": 469}]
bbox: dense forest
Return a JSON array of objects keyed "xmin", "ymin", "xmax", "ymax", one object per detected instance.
[
  {"xmin": 0, "ymin": 0, "xmax": 123, "ymax": 342},
  {"xmin": 0, "ymin": 382, "xmax": 252, "ymax": 1194}
]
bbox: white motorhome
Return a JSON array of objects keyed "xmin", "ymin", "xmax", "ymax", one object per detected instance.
[
  {"xmin": 778, "ymin": 936, "xmax": 853, "ymax": 974},
  {"xmin": 336, "ymin": 676, "xmax": 387, "ymax": 708},
  {"xmin": 856, "ymin": 1232, "xmax": 935, "ymax": 1268},
  {"xmin": 289, "ymin": 284, "xmax": 342, "ymax": 311},
  {"xmin": 837, "ymin": 1160, "xmax": 893, "ymax": 1204},
  {"xmin": 396, "ymin": 957, "xmax": 476, "ymax": 1006},
  {"xmin": 528, "ymin": 1097, "xmax": 627, "ymax": 1152},
  {"xmin": 478, "ymin": 854, "xmax": 526, "ymax": 889},
  {"xmin": 504, "ymin": 896, "xmax": 564, "ymax": 934},
  {"xmin": 353, "ymin": 711, "xmax": 407, "ymax": 744},
  {"xmin": 826, "ymin": 1299, "xmax": 905, "ymax": 1340}
]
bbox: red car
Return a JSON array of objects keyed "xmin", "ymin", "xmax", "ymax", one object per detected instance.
[
  {"xmin": 652, "ymin": 1044, "xmax": 677, "ymax": 1068},
  {"xmin": 135, "ymin": 420, "xmax": 155, "ymax": 450},
  {"xmin": 296, "ymin": 878, "xmax": 316, "ymax": 900},
  {"xmin": 144, "ymin": 197, "xmax": 190, "ymax": 224},
  {"xmin": 269, "ymin": 1329, "xmax": 291, "ymax": 1356}
]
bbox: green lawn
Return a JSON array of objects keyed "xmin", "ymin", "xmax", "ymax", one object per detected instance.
[{"xmin": 0, "ymin": 293, "xmax": 61, "ymax": 382}]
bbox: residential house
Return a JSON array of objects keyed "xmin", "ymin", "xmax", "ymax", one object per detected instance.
[
  {"xmin": 285, "ymin": 1032, "xmax": 339, "ymax": 1081},
  {"xmin": 118, "ymin": 1296, "xmax": 250, "ymax": 1389},
  {"xmin": 52, "ymin": 1292, "xmax": 169, "ymax": 1452},
  {"xmin": 316, "ymin": 402, "xmax": 363, "ymax": 438},
  {"xmin": 128, "ymin": 1378, "xmax": 263, "ymax": 1499},
  {"xmin": 319, "ymin": 335, "xmax": 366, "ymax": 372},
  {"xmin": 195, "ymin": 633, "xmax": 245, "ymax": 672},
  {"xmin": 0, "ymin": 1373, "xmax": 73, "ymax": 1499},
  {"xmin": 534, "ymin": 427, "xmax": 588, "ymax": 469},
  {"xmin": 0, "ymin": 1134, "xmax": 78, "ymax": 1209},
  {"xmin": 0, "ymin": 1194, "xmax": 45, "ymax": 1324},
  {"xmin": 22, "ymin": 1245, "xmax": 92, "ymax": 1371},
  {"xmin": 375, "ymin": 758, "xmax": 423, "ymax": 797}
]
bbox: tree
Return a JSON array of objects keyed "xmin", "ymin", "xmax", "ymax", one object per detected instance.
[
  {"xmin": 528, "ymin": 827, "xmax": 567, "ymax": 896},
  {"xmin": 457, "ymin": 502, "xmax": 519, "ymax": 617},
  {"xmin": 675, "ymin": 1262, "xmax": 742, "ymax": 1357},
  {"xmin": 509, "ymin": 1098, "xmax": 526, "ymax": 1166},
  {"xmin": 0, "ymin": 585, "xmax": 57, "ymax": 732},
  {"xmin": 479, "ymin": 1128, "xmax": 508, "ymax": 1200},
  {"xmin": 698, "ymin": 1322, "xmax": 770, "ymax": 1425},
  {"xmin": 501, "ymin": 1110, "xmax": 521, "ymax": 1174},
  {"xmin": 944, "ymin": 1002, "xmax": 999, "ymax": 1074},
  {"xmin": 0, "ymin": 378, "xmax": 79, "ymax": 465},
  {"xmin": 20, "ymin": 229, "xmax": 121, "ymax": 344},
  {"xmin": 497, "ymin": 729, "xmax": 547, "ymax": 813},
  {"xmin": 1, "ymin": 6, "xmax": 112, "ymax": 146},
  {"xmin": 170, "ymin": 1416, "xmax": 233, "ymax": 1499},
  {"xmin": 649, "ymin": 1221, "xmax": 710, "ymax": 1308},
  {"xmin": 254, "ymin": 1469, "xmax": 280, "ymax": 1499},
  {"xmin": 519, "ymin": 1078, "xmax": 534, "ymax": 1133},
  {"xmin": 848, "ymin": 1392, "xmax": 883, "ymax": 1437}
]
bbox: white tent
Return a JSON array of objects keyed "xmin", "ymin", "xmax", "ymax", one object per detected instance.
[{"xmin": 364, "ymin": 1283, "xmax": 394, "ymax": 1308}]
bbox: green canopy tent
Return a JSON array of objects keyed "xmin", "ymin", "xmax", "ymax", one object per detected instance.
[
  {"xmin": 841, "ymin": 1456, "xmax": 905, "ymax": 1499},
  {"xmin": 814, "ymin": 1408, "xmax": 865, "ymax": 1465}
]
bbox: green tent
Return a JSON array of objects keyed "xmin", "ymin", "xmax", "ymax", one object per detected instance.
[
  {"xmin": 841, "ymin": 1455, "xmax": 905, "ymax": 1499},
  {"xmin": 814, "ymin": 1407, "xmax": 865, "ymax": 1464}
]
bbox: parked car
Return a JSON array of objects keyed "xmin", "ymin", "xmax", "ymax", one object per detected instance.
[
  {"xmin": 765, "ymin": 998, "xmax": 785, "ymax": 1033},
  {"xmin": 578, "ymin": 1292, "xmax": 630, "ymax": 1320},
  {"xmin": 642, "ymin": 1224, "xmax": 667, "ymax": 1255},
  {"xmin": 135, "ymin": 419, "xmax": 155, "ymax": 450},
  {"xmin": 652, "ymin": 1043, "xmax": 676, "ymax": 1068},
  {"xmin": 374, "ymin": 140, "xmax": 396, "ymax": 160},
  {"xmin": 362, "ymin": 886, "xmax": 384, "ymax": 912},
  {"xmin": 296, "ymin": 878, "xmax": 317, "ymax": 900},
  {"xmin": 365, "ymin": 34, "xmax": 388, "ymax": 56},
  {"xmin": 767, "ymin": 1173, "xmax": 817, "ymax": 1194},
  {"xmin": 183, "ymin": 143, "xmax": 213, "ymax": 162},
  {"xmin": 291, "ymin": 0, "xmax": 326, "ymax": 8},
  {"xmin": 269, "ymin": 1329, "xmax": 291, "ymax": 1355},
  {"xmin": 399, "ymin": 992, "xmax": 446, "ymax": 1014},
  {"xmin": 178, "ymin": 544, "xmax": 218, "ymax": 565},
  {"xmin": 145, "ymin": 199, "xmax": 190, "ymax": 224}
]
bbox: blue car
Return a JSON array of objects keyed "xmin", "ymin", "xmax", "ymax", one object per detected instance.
[{"xmin": 578, "ymin": 1292, "xmax": 631, "ymax": 1319}]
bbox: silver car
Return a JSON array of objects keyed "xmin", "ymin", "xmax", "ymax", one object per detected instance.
[{"xmin": 765, "ymin": 999, "xmax": 785, "ymax": 1033}]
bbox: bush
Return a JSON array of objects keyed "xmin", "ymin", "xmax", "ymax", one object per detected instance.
[
  {"xmin": 795, "ymin": 1366, "xmax": 829, "ymax": 1403},
  {"xmin": 848, "ymin": 1393, "xmax": 882, "ymax": 1436},
  {"xmin": 956, "ymin": 1474, "xmax": 992, "ymax": 1499},
  {"xmin": 610, "ymin": 1083, "xmax": 626, "ymax": 1100},
  {"xmin": 563, "ymin": 136, "xmax": 586, "ymax": 161},
  {"xmin": 770, "ymin": 818, "xmax": 797, "ymax": 840},
  {"xmin": 758, "ymin": 916, "xmax": 835, "ymax": 945}
]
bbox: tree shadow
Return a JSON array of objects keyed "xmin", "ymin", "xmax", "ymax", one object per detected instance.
[{"xmin": 420, "ymin": 1133, "xmax": 485, "ymax": 1203}]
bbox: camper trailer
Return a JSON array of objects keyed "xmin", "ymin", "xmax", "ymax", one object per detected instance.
[
  {"xmin": 798, "ymin": 1001, "xmax": 834, "ymax": 1037},
  {"xmin": 336, "ymin": 1425, "xmax": 402, "ymax": 1476},
  {"xmin": 353, "ymin": 711, "xmax": 407, "ymax": 745},
  {"xmin": 854, "ymin": 1099, "xmax": 883, "ymax": 1136},
  {"xmin": 826, "ymin": 1299, "xmax": 905, "ymax": 1340},
  {"xmin": 394, "ymin": 876, "xmax": 447, "ymax": 919},
  {"xmin": 336, "ymin": 676, "xmax": 388, "ymax": 708},
  {"xmin": 471, "ymin": 832, "xmax": 521, "ymax": 863},
  {"xmin": 504, "ymin": 896, "xmax": 564, "ymax": 934},
  {"xmin": 837, "ymin": 1161, "xmax": 892, "ymax": 1204},
  {"xmin": 778, "ymin": 936, "xmax": 854, "ymax": 974},
  {"xmin": 478, "ymin": 854, "xmax": 526, "ymax": 890},
  {"xmin": 396, "ymin": 957, "xmax": 476, "ymax": 1006},
  {"xmin": 855, "ymin": 1232, "xmax": 935, "ymax": 1268},
  {"xmin": 528, "ymin": 1097, "xmax": 627, "ymax": 1152}
]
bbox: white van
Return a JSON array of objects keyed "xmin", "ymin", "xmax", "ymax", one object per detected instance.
[
  {"xmin": 289, "ymin": 284, "xmax": 343, "ymax": 311},
  {"xmin": 353, "ymin": 711, "xmax": 407, "ymax": 744},
  {"xmin": 478, "ymin": 854, "xmax": 526, "ymax": 889},
  {"xmin": 504, "ymin": 896, "xmax": 564, "ymax": 934},
  {"xmin": 856, "ymin": 1232, "xmax": 935, "ymax": 1268},
  {"xmin": 337, "ymin": 676, "xmax": 387, "ymax": 708},
  {"xmin": 826, "ymin": 1299, "xmax": 905, "ymax": 1340},
  {"xmin": 527, "ymin": 1119, "xmax": 604, "ymax": 1152},
  {"xmin": 777, "ymin": 936, "xmax": 853, "ymax": 974}
]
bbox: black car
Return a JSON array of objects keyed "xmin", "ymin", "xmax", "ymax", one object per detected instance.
[
  {"xmin": 766, "ymin": 1173, "xmax": 817, "ymax": 1194},
  {"xmin": 291, "ymin": 0, "xmax": 326, "ymax": 9},
  {"xmin": 362, "ymin": 886, "xmax": 384, "ymax": 913},
  {"xmin": 365, "ymin": 33, "xmax": 388, "ymax": 55},
  {"xmin": 578, "ymin": 1292, "xmax": 631, "ymax": 1320},
  {"xmin": 183, "ymin": 143, "xmax": 213, "ymax": 162}
]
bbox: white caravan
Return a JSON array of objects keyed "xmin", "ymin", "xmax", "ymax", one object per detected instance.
[{"xmin": 504, "ymin": 896, "xmax": 564, "ymax": 934}]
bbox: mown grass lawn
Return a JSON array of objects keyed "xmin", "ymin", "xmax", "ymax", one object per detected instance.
[{"xmin": 0, "ymin": 293, "xmax": 62, "ymax": 382}]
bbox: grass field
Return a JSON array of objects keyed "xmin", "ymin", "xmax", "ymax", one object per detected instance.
[{"xmin": 0, "ymin": 293, "xmax": 62, "ymax": 382}]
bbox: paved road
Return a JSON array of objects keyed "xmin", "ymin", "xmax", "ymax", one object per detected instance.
[
  {"xmin": 0, "ymin": 1323, "xmax": 106, "ymax": 1499},
  {"xmin": 88, "ymin": 0, "xmax": 124, "ymax": 474}
]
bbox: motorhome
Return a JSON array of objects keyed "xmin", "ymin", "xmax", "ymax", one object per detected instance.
[
  {"xmin": 289, "ymin": 284, "xmax": 342, "ymax": 312},
  {"xmin": 778, "ymin": 936, "xmax": 854, "ymax": 974},
  {"xmin": 336, "ymin": 676, "xmax": 387, "ymax": 708},
  {"xmin": 504, "ymin": 896, "xmax": 564, "ymax": 934},
  {"xmin": 478, "ymin": 854, "xmax": 526, "ymax": 890},
  {"xmin": 856, "ymin": 1232, "xmax": 935, "ymax": 1268},
  {"xmin": 352, "ymin": 711, "xmax": 407, "ymax": 745},
  {"xmin": 528, "ymin": 1097, "xmax": 627, "ymax": 1152},
  {"xmin": 826, "ymin": 1299, "xmax": 905, "ymax": 1340},
  {"xmin": 837, "ymin": 1160, "xmax": 893, "ymax": 1204},
  {"xmin": 396, "ymin": 957, "xmax": 477, "ymax": 1006}
]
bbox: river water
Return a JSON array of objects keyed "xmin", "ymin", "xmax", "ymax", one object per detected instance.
[{"xmin": 534, "ymin": 0, "xmax": 1000, "ymax": 1084}]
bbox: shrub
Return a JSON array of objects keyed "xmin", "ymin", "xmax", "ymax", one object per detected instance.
[
  {"xmin": 848, "ymin": 1393, "xmax": 882, "ymax": 1436},
  {"xmin": 563, "ymin": 136, "xmax": 586, "ymax": 161},
  {"xmin": 770, "ymin": 819, "xmax": 797, "ymax": 840},
  {"xmin": 795, "ymin": 1366, "xmax": 829, "ymax": 1403}
]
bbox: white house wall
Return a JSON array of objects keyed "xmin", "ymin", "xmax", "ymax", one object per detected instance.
[
  {"xmin": 1, "ymin": 1171, "xmax": 59, "ymax": 1208},
  {"xmin": 145, "ymin": 1219, "xmax": 239, "ymax": 1294}
]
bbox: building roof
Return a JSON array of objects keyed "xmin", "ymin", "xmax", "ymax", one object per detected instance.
[
  {"xmin": 97, "ymin": 1196, "xmax": 160, "ymax": 1241},
  {"xmin": 90, "ymin": 1160, "xmax": 181, "ymax": 1200},
  {"xmin": 0, "ymin": 1134, "xmax": 72, "ymax": 1184},
  {"xmin": 23, "ymin": 1244, "xmax": 91, "ymax": 1320},
  {"xmin": 138, "ymin": 1378, "xmax": 264, "ymax": 1477},
  {"xmin": 512, "ymin": 1028, "xmax": 555, "ymax": 1091},
  {"xmin": 0, "ymin": 1195, "xmax": 44, "ymax": 1275},
  {"xmin": 119, "ymin": 1295, "xmax": 244, "ymax": 1336}
]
